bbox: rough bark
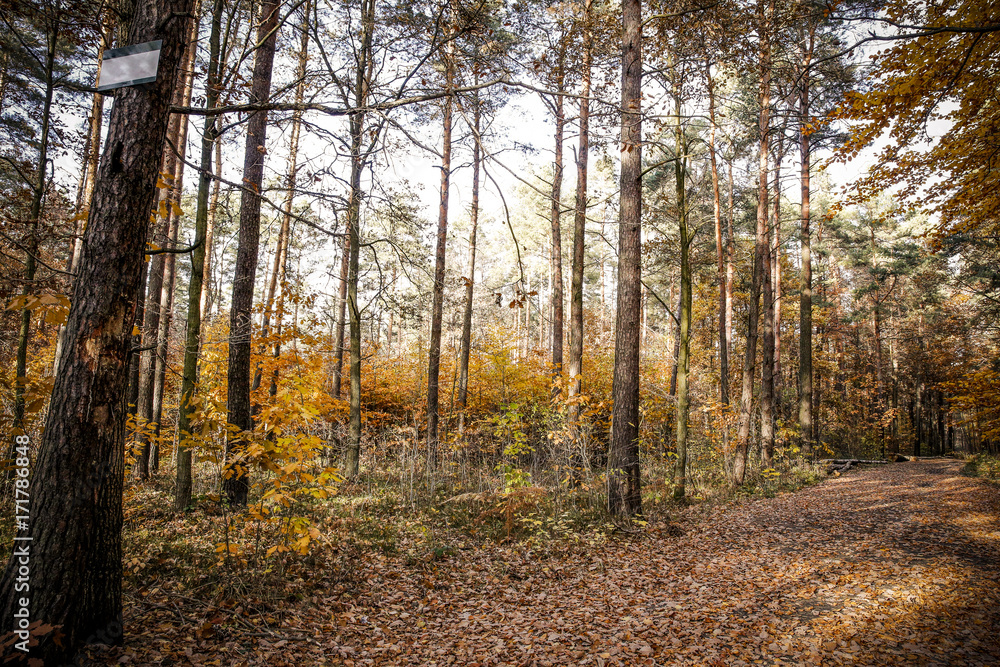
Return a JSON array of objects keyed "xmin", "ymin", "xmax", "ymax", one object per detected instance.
[
  {"xmin": 224, "ymin": 0, "xmax": 281, "ymax": 507},
  {"xmin": 608, "ymin": 0, "xmax": 642, "ymax": 517},
  {"xmin": 0, "ymin": 1, "xmax": 194, "ymax": 660}
]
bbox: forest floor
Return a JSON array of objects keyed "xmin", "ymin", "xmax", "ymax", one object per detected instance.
[{"xmin": 91, "ymin": 459, "xmax": 1000, "ymax": 666}]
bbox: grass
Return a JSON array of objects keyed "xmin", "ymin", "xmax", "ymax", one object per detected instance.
[{"xmin": 961, "ymin": 452, "xmax": 1000, "ymax": 484}]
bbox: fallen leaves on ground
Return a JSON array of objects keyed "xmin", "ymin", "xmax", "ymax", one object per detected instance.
[{"xmin": 89, "ymin": 460, "xmax": 1000, "ymax": 666}]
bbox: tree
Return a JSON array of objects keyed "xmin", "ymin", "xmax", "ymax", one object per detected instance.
[
  {"xmin": 0, "ymin": 0, "xmax": 196, "ymax": 659},
  {"xmin": 608, "ymin": 0, "xmax": 642, "ymax": 517},
  {"xmin": 426, "ymin": 0, "xmax": 457, "ymax": 468},
  {"xmin": 567, "ymin": 0, "xmax": 593, "ymax": 441},
  {"xmin": 224, "ymin": 0, "xmax": 281, "ymax": 508},
  {"xmin": 176, "ymin": 0, "xmax": 227, "ymax": 510}
]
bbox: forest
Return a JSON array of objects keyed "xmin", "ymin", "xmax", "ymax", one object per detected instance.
[{"xmin": 0, "ymin": 0, "xmax": 998, "ymax": 663}]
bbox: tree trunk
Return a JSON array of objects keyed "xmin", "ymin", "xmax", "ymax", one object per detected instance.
[
  {"xmin": 176, "ymin": 0, "xmax": 226, "ymax": 511},
  {"xmin": 199, "ymin": 135, "xmax": 222, "ymax": 323},
  {"xmin": 673, "ymin": 86, "xmax": 691, "ymax": 501},
  {"xmin": 568, "ymin": 0, "xmax": 592, "ymax": 438},
  {"xmin": 707, "ymin": 58, "xmax": 727, "ymax": 407},
  {"xmin": 0, "ymin": 1, "xmax": 195, "ymax": 660},
  {"xmin": 345, "ymin": 0, "xmax": 374, "ymax": 478},
  {"xmin": 734, "ymin": 0, "xmax": 773, "ymax": 486},
  {"xmin": 457, "ymin": 89, "xmax": 481, "ymax": 435},
  {"xmin": 759, "ymin": 0, "xmax": 775, "ymax": 471},
  {"xmin": 254, "ymin": 0, "xmax": 309, "ymax": 398},
  {"xmin": 550, "ymin": 40, "xmax": 566, "ymax": 385},
  {"xmin": 12, "ymin": 18, "xmax": 57, "ymax": 438},
  {"xmin": 426, "ymin": 3, "xmax": 455, "ymax": 468},
  {"xmin": 798, "ymin": 25, "xmax": 814, "ymax": 456},
  {"xmin": 608, "ymin": 0, "xmax": 642, "ymax": 517},
  {"xmin": 331, "ymin": 233, "xmax": 350, "ymax": 396},
  {"xmin": 772, "ymin": 150, "xmax": 782, "ymax": 419},
  {"xmin": 224, "ymin": 0, "xmax": 281, "ymax": 508}
]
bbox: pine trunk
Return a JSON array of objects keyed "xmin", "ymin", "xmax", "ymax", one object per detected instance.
[
  {"xmin": 224, "ymin": 0, "xmax": 281, "ymax": 507},
  {"xmin": 0, "ymin": 1, "xmax": 195, "ymax": 660},
  {"xmin": 608, "ymin": 0, "xmax": 642, "ymax": 517}
]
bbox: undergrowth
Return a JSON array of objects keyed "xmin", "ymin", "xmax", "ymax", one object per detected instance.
[{"xmin": 962, "ymin": 453, "xmax": 1000, "ymax": 484}]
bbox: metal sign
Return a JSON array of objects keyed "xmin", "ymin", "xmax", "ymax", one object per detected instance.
[{"xmin": 97, "ymin": 40, "xmax": 163, "ymax": 92}]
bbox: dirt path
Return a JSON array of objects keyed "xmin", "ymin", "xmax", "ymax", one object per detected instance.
[{"xmin": 101, "ymin": 460, "xmax": 1000, "ymax": 666}]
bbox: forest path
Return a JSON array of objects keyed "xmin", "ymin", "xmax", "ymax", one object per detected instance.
[
  {"xmin": 102, "ymin": 460, "xmax": 1000, "ymax": 666},
  {"xmin": 315, "ymin": 459, "xmax": 1000, "ymax": 667}
]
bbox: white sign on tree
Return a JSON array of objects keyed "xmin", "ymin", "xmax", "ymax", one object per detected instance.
[{"xmin": 97, "ymin": 40, "xmax": 163, "ymax": 92}]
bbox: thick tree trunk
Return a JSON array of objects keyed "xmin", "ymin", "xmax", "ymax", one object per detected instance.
[
  {"xmin": 224, "ymin": 0, "xmax": 281, "ymax": 508},
  {"xmin": 0, "ymin": 1, "xmax": 194, "ymax": 661},
  {"xmin": 608, "ymin": 0, "xmax": 642, "ymax": 517},
  {"xmin": 176, "ymin": 0, "xmax": 226, "ymax": 510}
]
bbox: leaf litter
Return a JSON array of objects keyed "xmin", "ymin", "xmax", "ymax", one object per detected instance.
[{"xmin": 87, "ymin": 459, "xmax": 1000, "ymax": 666}]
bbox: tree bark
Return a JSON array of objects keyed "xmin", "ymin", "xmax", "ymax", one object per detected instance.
[
  {"xmin": 707, "ymin": 58, "xmax": 728, "ymax": 408},
  {"xmin": 0, "ymin": 1, "xmax": 195, "ymax": 660},
  {"xmin": 568, "ymin": 0, "xmax": 592, "ymax": 438},
  {"xmin": 673, "ymin": 84, "xmax": 691, "ymax": 501},
  {"xmin": 345, "ymin": 0, "xmax": 374, "ymax": 478},
  {"xmin": 549, "ymin": 39, "xmax": 566, "ymax": 386},
  {"xmin": 457, "ymin": 89, "xmax": 481, "ymax": 435},
  {"xmin": 759, "ymin": 0, "xmax": 775, "ymax": 471},
  {"xmin": 608, "ymin": 0, "xmax": 642, "ymax": 517},
  {"xmin": 798, "ymin": 24, "xmax": 814, "ymax": 456},
  {"xmin": 224, "ymin": 0, "xmax": 281, "ymax": 507},
  {"xmin": 426, "ymin": 2, "xmax": 456, "ymax": 468}
]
